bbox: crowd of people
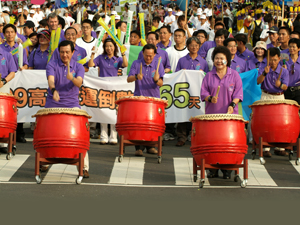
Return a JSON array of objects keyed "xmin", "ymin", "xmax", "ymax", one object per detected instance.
[{"xmin": 1, "ymin": 0, "xmax": 300, "ymax": 179}]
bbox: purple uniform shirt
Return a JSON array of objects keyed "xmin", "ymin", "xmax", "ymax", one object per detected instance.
[
  {"xmin": 175, "ymin": 53, "xmax": 209, "ymax": 73},
  {"xmin": 279, "ymin": 47, "xmax": 290, "ymax": 54},
  {"xmin": 230, "ymin": 55, "xmax": 247, "ymax": 73},
  {"xmin": 93, "ymin": 54, "xmax": 123, "ymax": 77},
  {"xmin": 138, "ymin": 47, "xmax": 171, "ymax": 70},
  {"xmin": 237, "ymin": 48, "xmax": 254, "ymax": 61},
  {"xmin": 0, "ymin": 50, "xmax": 18, "ymax": 79},
  {"xmin": 28, "ymin": 46, "xmax": 50, "ymax": 69},
  {"xmin": 0, "ymin": 42, "xmax": 28, "ymax": 68},
  {"xmin": 284, "ymin": 56, "xmax": 300, "ymax": 87},
  {"xmin": 156, "ymin": 40, "xmax": 172, "ymax": 50},
  {"xmin": 198, "ymin": 41, "xmax": 216, "ymax": 58},
  {"xmin": 201, "ymin": 67, "xmax": 243, "ymax": 114},
  {"xmin": 128, "ymin": 58, "xmax": 165, "ymax": 98},
  {"xmin": 51, "ymin": 44, "xmax": 87, "ymax": 66},
  {"xmin": 258, "ymin": 64, "xmax": 289, "ymax": 93},
  {"xmin": 18, "ymin": 33, "xmax": 27, "ymax": 43},
  {"xmin": 45, "ymin": 58, "xmax": 84, "ymax": 108},
  {"xmin": 91, "ymin": 31, "xmax": 97, "ymax": 38},
  {"xmin": 247, "ymin": 57, "xmax": 267, "ymax": 71},
  {"xmin": 267, "ymin": 43, "xmax": 275, "ymax": 49}
]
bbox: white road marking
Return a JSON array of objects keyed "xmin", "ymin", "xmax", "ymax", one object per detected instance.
[
  {"xmin": 289, "ymin": 160, "xmax": 300, "ymax": 175},
  {"xmin": 43, "ymin": 164, "xmax": 78, "ymax": 183},
  {"xmin": 0, "ymin": 155, "xmax": 30, "ymax": 181}
]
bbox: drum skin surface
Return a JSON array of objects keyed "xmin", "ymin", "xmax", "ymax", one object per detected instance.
[
  {"xmin": 116, "ymin": 96, "xmax": 167, "ymax": 141},
  {"xmin": 250, "ymin": 100, "xmax": 300, "ymax": 144},
  {"xmin": 0, "ymin": 93, "xmax": 18, "ymax": 138},
  {"xmin": 190, "ymin": 114, "xmax": 248, "ymax": 165},
  {"xmin": 33, "ymin": 108, "xmax": 91, "ymax": 159}
]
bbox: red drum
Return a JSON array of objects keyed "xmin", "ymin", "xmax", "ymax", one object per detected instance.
[
  {"xmin": 0, "ymin": 93, "xmax": 18, "ymax": 138},
  {"xmin": 190, "ymin": 114, "xmax": 248, "ymax": 165},
  {"xmin": 250, "ymin": 100, "xmax": 300, "ymax": 144},
  {"xmin": 32, "ymin": 108, "xmax": 91, "ymax": 159},
  {"xmin": 116, "ymin": 96, "xmax": 168, "ymax": 141}
]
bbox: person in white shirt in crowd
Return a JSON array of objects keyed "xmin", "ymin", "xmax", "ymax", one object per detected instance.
[
  {"xmin": 223, "ymin": 4, "xmax": 233, "ymax": 31},
  {"xmin": 122, "ymin": 5, "xmax": 129, "ymax": 21},
  {"xmin": 164, "ymin": 8, "xmax": 175, "ymax": 26},
  {"xmin": 196, "ymin": 14, "xmax": 207, "ymax": 31},
  {"xmin": 260, "ymin": 13, "xmax": 273, "ymax": 45},
  {"xmin": 34, "ymin": 5, "xmax": 45, "ymax": 22},
  {"xmin": 171, "ymin": 11, "xmax": 181, "ymax": 34},
  {"xmin": 45, "ymin": 3, "xmax": 53, "ymax": 18},
  {"xmin": 139, "ymin": 3, "xmax": 150, "ymax": 25},
  {"xmin": 204, "ymin": 3, "xmax": 212, "ymax": 17},
  {"xmin": 64, "ymin": 12, "xmax": 75, "ymax": 27}
]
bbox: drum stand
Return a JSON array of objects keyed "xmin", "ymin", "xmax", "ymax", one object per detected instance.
[
  {"xmin": 118, "ymin": 135, "xmax": 163, "ymax": 163},
  {"xmin": 193, "ymin": 158, "xmax": 249, "ymax": 188},
  {"xmin": 0, "ymin": 131, "xmax": 17, "ymax": 160},
  {"xmin": 34, "ymin": 152, "xmax": 84, "ymax": 185},
  {"xmin": 251, "ymin": 137, "xmax": 300, "ymax": 165}
]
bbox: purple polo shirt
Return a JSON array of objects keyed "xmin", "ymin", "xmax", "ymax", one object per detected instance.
[
  {"xmin": 45, "ymin": 58, "xmax": 85, "ymax": 108},
  {"xmin": 28, "ymin": 46, "xmax": 50, "ymax": 69},
  {"xmin": 50, "ymin": 44, "xmax": 87, "ymax": 66},
  {"xmin": 49, "ymin": 29, "xmax": 66, "ymax": 43},
  {"xmin": 138, "ymin": 47, "xmax": 171, "ymax": 70},
  {"xmin": 198, "ymin": 41, "xmax": 216, "ymax": 58},
  {"xmin": 258, "ymin": 64, "xmax": 289, "ymax": 93},
  {"xmin": 237, "ymin": 48, "xmax": 254, "ymax": 61},
  {"xmin": 91, "ymin": 31, "xmax": 97, "ymax": 38},
  {"xmin": 267, "ymin": 43, "xmax": 275, "ymax": 49},
  {"xmin": 201, "ymin": 68, "xmax": 243, "ymax": 114},
  {"xmin": 175, "ymin": 53, "xmax": 209, "ymax": 73},
  {"xmin": 0, "ymin": 50, "xmax": 18, "ymax": 79},
  {"xmin": 93, "ymin": 54, "xmax": 123, "ymax": 77},
  {"xmin": 0, "ymin": 42, "xmax": 28, "ymax": 68},
  {"xmin": 18, "ymin": 33, "xmax": 27, "ymax": 43},
  {"xmin": 284, "ymin": 56, "xmax": 300, "ymax": 87},
  {"xmin": 247, "ymin": 57, "xmax": 267, "ymax": 71},
  {"xmin": 230, "ymin": 55, "xmax": 247, "ymax": 73},
  {"xmin": 279, "ymin": 47, "xmax": 289, "ymax": 54},
  {"xmin": 156, "ymin": 40, "xmax": 172, "ymax": 50},
  {"xmin": 128, "ymin": 58, "xmax": 165, "ymax": 98}
]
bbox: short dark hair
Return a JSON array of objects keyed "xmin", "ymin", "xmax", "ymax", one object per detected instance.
[
  {"xmin": 159, "ymin": 25, "xmax": 171, "ymax": 34},
  {"xmin": 142, "ymin": 44, "xmax": 157, "ymax": 54},
  {"xmin": 278, "ymin": 26, "xmax": 291, "ymax": 36},
  {"xmin": 65, "ymin": 26, "xmax": 78, "ymax": 35},
  {"xmin": 215, "ymin": 29, "xmax": 229, "ymax": 40},
  {"xmin": 57, "ymin": 16, "xmax": 65, "ymax": 29},
  {"xmin": 212, "ymin": 46, "xmax": 231, "ymax": 67},
  {"xmin": 3, "ymin": 24, "xmax": 17, "ymax": 34},
  {"xmin": 39, "ymin": 19, "xmax": 48, "ymax": 27},
  {"xmin": 264, "ymin": 13, "xmax": 273, "ymax": 23},
  {"xmin": 214, "ymin": 22, "xmax": 225, "ymax": 30},
  {"xmin": 28, "ymin": 31, "xmax": 37, "ymax": 39},
  {"xmin": 174, "ymin": 28, "xmax": 185, "ymax": 36},
  {"xmin": 291, "ymin": 31, "xmax": 300, "ymax": 38},
  {"xmin": 152, "ymin": 17, "xmax": 160, "ymax": 23},
  {"xmin": 186, "ymin": 36, "xmax": 201, "ymax": 47},
  {"xmin": 193, "ymin": 29, "xmax": 208, "ymax": 39},
  {"xmin": 235, "ymin": 33, "xmax": 247, "ymax": 45},
  {"xmin": 47, "ymin": 12, "xmax": 58, "ymax": 21},
  {"xmin": 289, "ymin": 38, "xmax": 300, "ymax": 48},
  {"xmin": 82, "ymin": 19, "xmax": 93, "ymax": 27},
  {"xmin": 268, "ymin": 47, "xmax": 280, "ymax": 57},
  {"xmin": 177, "ymin": 15, "xmax": 185, "ymax": 24},
  {"xmin": 116, "ymin": 21, "xmax": 126, "ymax": 29},
  {"xmin": 223, "ymin": 38, "xmax": 237, "ymax": 47},
  {"xmin": 147, "ymin": 31, "xmax": 159, "ymax": 40},
  {"xmin": 58, "ymin": 40, "xmax": 75, "ymax": 52},
  {"xmin": 103, "ymin": 38, "xmax": 119, "ymax": 57},
  {"xmin": 130, "ymin": 30, "xmax": 141, "ymax": 38}
]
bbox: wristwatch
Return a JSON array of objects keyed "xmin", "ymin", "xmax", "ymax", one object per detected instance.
[
  {"xmin": 229, "ymin": 102, "xmax": 236, "ymax": 108},
  {"xmin": 1, "ymin": 78, "xmax": 7, "ymax": 85},
  {"xmin": 51, "ymin": 88, "xmax": 56, "ymax": 94}
]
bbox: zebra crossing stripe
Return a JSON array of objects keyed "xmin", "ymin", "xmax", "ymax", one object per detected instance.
[
  {"xmin": 290, "ymin": 160, "xmax": 300, "ymax": 175},
  {"xmin": 109, "ymin": 157, "xmax": 145, "ymax": 185},
  {"xmin": 43, "ymin": 164, "xmax": 78, "ymax": 183},
  {"xmin": 0, "ymin": 155, "xmax": 30, "ymax": 182}
]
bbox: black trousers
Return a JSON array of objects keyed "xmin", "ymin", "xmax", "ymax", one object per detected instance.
[{"xmin": 16, "ymin": 123, "xmax": 25, "ymax": 139}]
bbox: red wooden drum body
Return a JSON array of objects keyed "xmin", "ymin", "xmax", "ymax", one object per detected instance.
[
  {"xmin": 250, "ymin": 100, "xmax": 300, "ymax": 144},
  {"xmin": 190, "ymin": 114, "xmax": 248, "ymax": 165},
  {"xmin": 116, "ymin": 96, "xmax": 168, "ymax": 141},
  {"xmin": 0, "ymin": 93, "xmax": 18, "ymax": 138},
  {"xmin": 32, "ymin": 108, "xmax": 91, "ymax": 159}
]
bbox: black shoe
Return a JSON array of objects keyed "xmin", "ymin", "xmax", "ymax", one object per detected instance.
[
  {"xmin": 223, "ymin": 170, "xmax": 232, "ymax": 179},
  {"xmin": 16, "ymin": 137, "xmax": 27, "ymax": 143},
  {"xmin": 207, "ymin": 170, "xmax": 219, "ymax": 178},
  {"xmin": 0, "ymin": 147, "xmax": 8, "ymax": 154}
]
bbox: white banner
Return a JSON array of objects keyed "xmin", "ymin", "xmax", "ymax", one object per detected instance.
[{"xmin": 9, "ymin": 70, "xmax": 205, "ymax": 123}]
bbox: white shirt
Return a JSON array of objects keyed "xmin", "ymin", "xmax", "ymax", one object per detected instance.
[
  {"xmin": 204, "ymin": 8, "xmax": 212, "ymax": 17},
  {"xmin": 171, "ymin": 21, "xmax": 178, "ymax": 33},
  {"xmin": 122, "ymin": 11, "xmax": 129, "ymax": 21},
  {"xmin": 166, "ymin": 45, "xmax": 189, "ymax": 72},
  {"xmin": 45, "ymin": 8, "xmax": 52, "ymax": 18},
  {"xmin": 76, "ymin": 37, "xmax": 101, "ymax": 58},
  {"xmin": 164, "ymin": 15, "xmax": 176, "ymax": 25},
  {"xmin": 27, "ymin": 15, "xmax": 39, "ymax": 28},
  {"xmin": 139, "ymin": 9, "xmax": 149, "ymax": 21},
  {"xmin": 206, "ymin": 47, "xmax": 215, "ymax": 71}
]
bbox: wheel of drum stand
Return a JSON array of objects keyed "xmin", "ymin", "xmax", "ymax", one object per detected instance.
[
  {"xmin": 118, "ymin": 155, "xmax": 123, "ymax": 162},
  {"xmin": 289, "ymin": 152, "xmax": 293, "ymax": 160},
  {"xmin": 199, "ymin": 179, "xmax": 205, "ymax": 188},
  {"xmin": 35, "ymin": 175, "xmax": 42, "ymax": 184},
  {"xmin": 296, "ymin": 159, "xmax": 300, "ymax": 165},
  {"xmin": 234, "ymin": 175, "xmax": 240, "ymax": 182},
  {"xmin": 12, "ymin": 146, "xmax": 16, "ymax": 156},
  {"xmin": 241, "ymin": 179, "xmax": 247, "ymax": 188},
  {"xmin": 6, "ymin": 153, "xmax": 12, "ymax": 160},
  {"xmin": 251, "ymin": 151, "xmax": 256, "ymax": 160},
  {"xmin": 193, "ymin": 175, "xmax": 197, "ymax": 182},
  {"xmin": 76, "ymin": 176, "xmax": 83, "ymax": 184},
  {"xmin": 259, "ymin": 157, "xmax": 265, "ymax": 165},
  {"xmin": 157, "ymin": 156, "xmax": 162, "ymax": 164}
]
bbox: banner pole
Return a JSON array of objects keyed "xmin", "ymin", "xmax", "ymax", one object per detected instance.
[{"xmin": 185, "ymin": 0, "xmax": 188, "ymax": 23}]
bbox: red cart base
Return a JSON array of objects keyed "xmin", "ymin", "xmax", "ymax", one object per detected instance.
[
  {"xmin": 0, "ymin": 131, "xmax": 17, "ymax": 160},
  {"xmin": 34, "ymin": 152, "xmax": 84, "ymax": 184},
  {"xmin": 251, "ymin": 137, "xmax": 300, "ymax": 165},
  {"xmin": 193, "ymin": 158, "xmax": 249, "ymax": 188},
  {"xmin": 118, "ymin": 135, "xmax": 163, "ymax": 164}
]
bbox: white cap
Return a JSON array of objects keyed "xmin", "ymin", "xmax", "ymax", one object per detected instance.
[
  {"xmin": 197, "ymin": 8, "xmax": 202, "ymax": 13},
  {"xmin": 167, "ymin": 8, "xmax": 172, "ymax": 12},
  {"xmin": 200, "ymin": 15, "xmax": 206, "ymax": 19},
  {"xmin": 2, "ymin": 7, "xmax": 10, "ymax": 12},
  {"xmin": 175, "ymin": 12, "xmax": 181, "ymax": 16},
  {"xmin": 37, "ymin": 28, "xmax": 46, "ymax": 33},
  {"xmin": 111, "ymin": 11, "xmax": 117, "ymax": 15},
  {"xmin": 23, "ymin": 7, "xmax": 29, "ymax": 12},
  {"xmin": 89, "ymin": 2, "xmax": 93, "ymax": 4},
  {"xmin": 32, "ymin": 5, "xmax": 37, "ymax": 9},
  {"xmin": 196, "ymin": 12, "xmax": 202, "ymax": 16},
  {"xmin": 30, "ymin": 10, "xmax": 35, "ymax": 14},
  {"xmin": 36, "ymin": 5, "xmax": 40, "ymax": 8},
  {"xmin": 115, "ymin": 15, "xmax": 120, "ymax": 20},
  {"xmin": 18, "ymin": 8, "xmax": 22, "ymax": 13},
  {"xmin": 95, "ymin": 26, "xmax": 102, "ymax": 32}
]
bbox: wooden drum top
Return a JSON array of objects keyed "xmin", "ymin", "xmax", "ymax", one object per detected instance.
[
  {"xmin": 190, "ymin": 114, "xmax": 247, "ymax": 123},
  {"xmin": 32, "ymin": 108, "xmax": 92, "ymax": 118}
]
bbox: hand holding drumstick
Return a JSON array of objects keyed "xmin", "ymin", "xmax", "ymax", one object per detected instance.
[
  {"xmin": 137, "ymin": 62, "xmax": 143, "ymax": 80},
  {"xmin": 211, "ymin": 86, "xmax": 220, "ymax": 104},
  {"xmin": 153, "ymin": 57, "xmax": 161, "ymax": 84}
]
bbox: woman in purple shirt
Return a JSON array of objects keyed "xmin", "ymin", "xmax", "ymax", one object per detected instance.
[
  {"xmin": 247, "ymin": 41, "xmax": 268, "ymax": 72},
  {"xmin": 88, "ymin": 38, "xmax": 128, "ymax": 145},
  {"xmin": 201, "ymin": 46, "xmax": 243, "ymax": 179}
]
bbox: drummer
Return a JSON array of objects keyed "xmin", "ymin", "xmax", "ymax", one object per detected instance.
[
  {"xmin": 127, "ymin": 44, "xmax": 165, "ymax": 157},
  {"xmin": 201, "ymin": 46, "xmax": 243, "ymax": 179},
  {"xmin": 45, "ymin": 40, "xmax": 90, "ymax": 178},
  {"xmin": 0, "ymin": 50, "xmax": 18, "ymax": 93},
  {"xmin": 257, "ymin": 47, "xmax": 289, "ymax": 157}
]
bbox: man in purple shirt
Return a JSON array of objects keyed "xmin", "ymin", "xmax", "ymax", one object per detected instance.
[
  {"xmin": 278, "ymin": 26, "xmax": 291, "ymax": 54},
  {"xmin": 157, "ymin": 26, "xmax": 172, "ymax": 50},
  {"xmin": 224, "ymin": 38, "xmax": 247, "ymax": 73},
  {"xmin": 0, "ymin": 50, "xmax": 18, "ymax": 93},
  {"xmin": 257, "ymin": 47, "xmax": 289, "ymax": 157},
  {"xmin": 128, "ymin": 44, "xmax": 165, "ymax": 156},
  {"xmin": 267, "ymin": 26, "xmax": 280, "ymax": 49},
  {"xmin": 235, "ymin": 33, "xmax": 254, "ymax": 61},
  {"xmin": 138, "ymin": 31, "xmax": 171, "ymax": 73},
  {"xmin": 47, "ymin": 12, "xmax": 65, "ymax": 43}
]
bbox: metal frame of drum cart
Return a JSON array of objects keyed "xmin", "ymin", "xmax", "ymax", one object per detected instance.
[
  {"xmin": 118, "ymin": 135, "xmax": 163, "ymax": 163},
  {"xmin": 193, "ymin": 158, "xmax": 248, "ymax": 188},
  {"xmin": 0, "ymin": 131, "xmax": 17, "ymax": 160},
  {"xmin": 251, "ymin": 138, "xmax": 300, "ymax": 165}
]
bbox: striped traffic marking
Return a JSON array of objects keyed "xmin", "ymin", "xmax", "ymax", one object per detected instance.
[
  {"xmin": 0, "ymin": 154, "xmax": 30, "ymax": 181},
  {"xmin": 43, "ymin": 164, "xmax": 78, "ymax": 183}
]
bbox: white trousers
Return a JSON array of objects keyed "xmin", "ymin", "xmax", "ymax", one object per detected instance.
[
  {"xmin": 100, "ymin": 124, "xmax": 118, "ymax": 143},
  {"xmin": 0, "ymin": 83, "xmax": 10, "ymax": 148}
]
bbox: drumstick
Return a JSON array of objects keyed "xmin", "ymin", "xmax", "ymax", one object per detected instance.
[
  {"xmin": 67, "ymin": 61, "xmax": 70, "ymax": 75},
  {"xmin": 267, "ymin": 50, "xmax": 270, "ymax": 67},
  {"xmin": 156, "ymin": 57, "xmax": 162, "ymax": 74},
  {"xmin": 215, "ymin": 86, "xmax": 220, "ymax": 98},
  {"xmin": 140, "ymin": 62, "xmax": 142, "ymax": 75},
  {"xmin": 277, "ymin": 68, "xmax": 283, "ymax": 81}
]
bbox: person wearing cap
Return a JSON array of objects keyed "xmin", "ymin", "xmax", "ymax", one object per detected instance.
[
  {"xmin": 204, "ymin": 3, "xmax": 212, "ymax": 17},
  {"xmin": 164, "ymin": 8, "xmax": 175, "ymax": 26},
  {"xmin": 224, "ymin": 38, "xmax": 247, "ymax": 73},
  {"xmin": 28, "ymin": 9, "xmax": 39, "ymax": 28},
  {"xmin": 278, "ymin": 26, "xmax": 291, "ymax": 54},
  {"xmin": 234, "ymin": 33, "xmax": 254, "ymax": 62},
  {"xmin": 196, "ymin": 14, "xmax": 207, "ymax": 31},
  {"xmin": 47, "ymin": 12, "xmax": 65, "ymax": 43},
  {"xmin": 247, "ymin": 41, "xmax": 268, "ymax": 72},
  {"xmin": 18, "ymin": 21, "xmax": 35, "ymax": 39},
  {"xmin": 28, "ymin": 30, "xmax": 50, "ymax": 70},
  {"xmin": 34, "ymin": 5, "xmax": 45, "ymax": 22},
  {"xmin": 170, "ymin": 12, "xmax": 180, "ymax": 34},
  {"xmin": 267, "ymin": 26, "xmax": 280, "ymax": 49}
]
